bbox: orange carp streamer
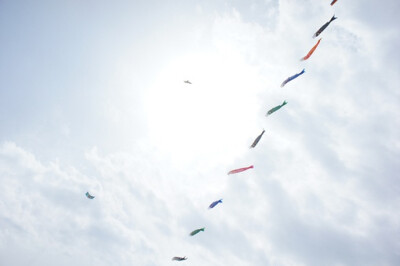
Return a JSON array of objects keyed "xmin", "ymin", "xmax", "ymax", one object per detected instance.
[{"xmin": 301, "ymin": 39, "xmax": 321, "ymax": 61}]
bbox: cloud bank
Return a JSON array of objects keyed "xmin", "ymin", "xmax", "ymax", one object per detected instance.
[{"xmin": 0, "ymin": 0, "xmax": 399, "ymax": 265}]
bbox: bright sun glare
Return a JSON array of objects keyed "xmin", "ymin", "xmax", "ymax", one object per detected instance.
[{"xmin": 145, "ymin": 51, "xmax": 262, "ymax": 166}]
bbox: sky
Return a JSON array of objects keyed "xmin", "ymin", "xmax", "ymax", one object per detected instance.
[{"xmin": 0, "ymin": 0, "xmax": 399, "ymax": 265}]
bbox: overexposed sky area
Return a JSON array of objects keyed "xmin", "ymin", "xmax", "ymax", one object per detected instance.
[{"xmin": 1, "ymin": 0, "xmax": 399, "ymax": 265}]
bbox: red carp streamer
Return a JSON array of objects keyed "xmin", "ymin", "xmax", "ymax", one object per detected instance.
[{"xmin": 228, "ymin": 165, "xmax": 254, "ymax": 175}]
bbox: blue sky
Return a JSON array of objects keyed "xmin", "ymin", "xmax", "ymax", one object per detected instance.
[{"xmin": 1, "ymin": 1, "xmax": 399, "ymax": 265}]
